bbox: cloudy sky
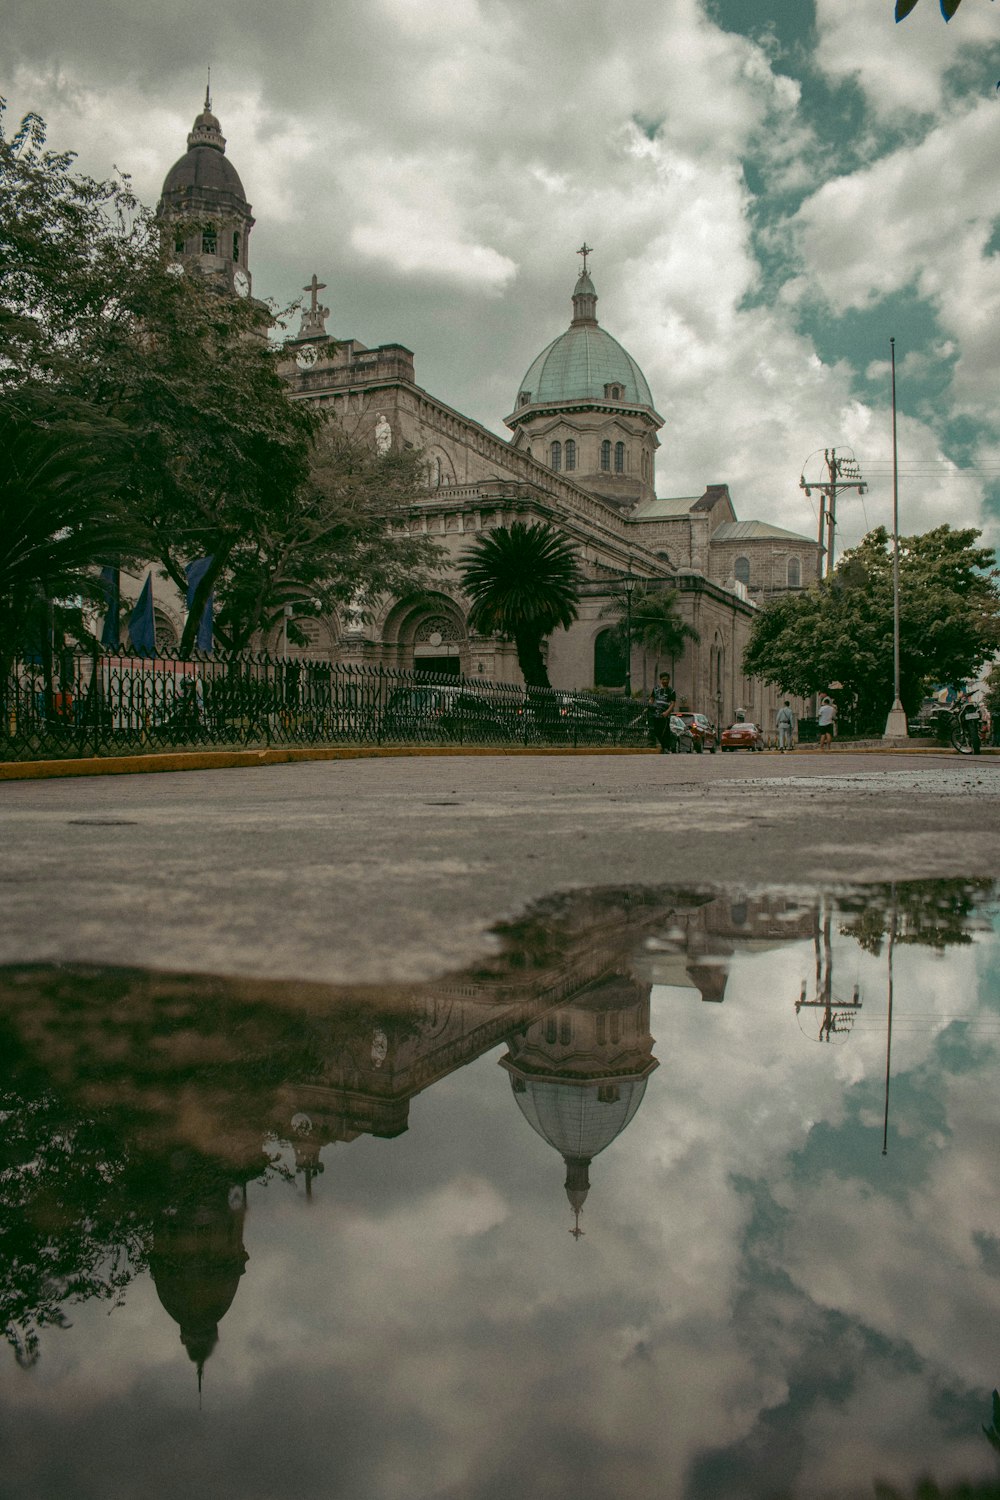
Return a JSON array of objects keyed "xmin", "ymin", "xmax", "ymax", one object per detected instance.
[{"xmin": 4, "ymin": 0, "xmax": 1000, "ymax": 555}]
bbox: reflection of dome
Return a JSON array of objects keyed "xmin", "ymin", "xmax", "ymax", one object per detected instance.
[
  {"xmin": 509, "ymin": 1076, "xmax": 650, "ymax": 1161},
  {"xmin": 500, "ymin": 973, "xmax": 657, "ymax": 1235},
  {"xmin": 149, "ymin": 1181, "xmax": 249, "ymax": 1389},
  {"xmin": 514, "ymin": 270, "xmax": 654, "ymax": 410}
]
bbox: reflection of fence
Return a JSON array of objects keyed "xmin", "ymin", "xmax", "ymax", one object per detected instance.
[{"xmin": 2, "ymin": 650, "xmax": 652, "ymax": 762}]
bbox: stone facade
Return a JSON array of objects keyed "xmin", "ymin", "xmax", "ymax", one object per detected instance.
[{"xmin": 137, "ymin": 98, "xmax": 823, "ymax": 734}]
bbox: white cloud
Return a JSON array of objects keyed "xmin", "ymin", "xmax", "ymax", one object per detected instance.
[{"xmin": 814, "ymin": 0, "xmax": 1000, "ymax": 121}]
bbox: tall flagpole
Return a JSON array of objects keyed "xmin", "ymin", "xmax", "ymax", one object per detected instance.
[{"xmin": 884, "ymin": 336, "xmax": 908, "ymax": 739}]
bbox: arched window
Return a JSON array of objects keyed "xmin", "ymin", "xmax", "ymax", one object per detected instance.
[
  {"xmin": 565, "ymin": 439, "xmax": 576, "ymax": 471},
  {"xmin": 600, "ymin": 439, "xmax": 611, "ymax": 471},
  {"xmin": 174, "ymin": 231, "xmax": 185, "ymax": 253},
  {"xmin": 232, "ymin": 231, "xmax": 241, "ymax": 262},
  {"xmin": 201, "ymin": 225, "xmax": 217, "ymax": 255},
  {"xmin": 787, "ymin": 556, "xmax": 801, "ymax": 588},
  {"xmin": 550, "ymin": 440, "xmax": 562, "ymax": 472},
  {"xmin": 614, "ymin": 441, "xmax": 625, "ymax": 473},
  {"xmin": 594, "ymin": 628, "xmax": 626, "ymax": 688},
  {"xmin": 734, "ymin": 556, "xmax": 750, "ymax": 586}
]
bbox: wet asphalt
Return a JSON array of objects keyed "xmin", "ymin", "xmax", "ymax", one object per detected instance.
[{"xmin": 2, "ymin": 748, "xmax": 998, "ymax": 984}]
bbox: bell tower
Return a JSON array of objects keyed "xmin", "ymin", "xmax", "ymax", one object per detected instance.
[{"xmin": 157, "ymin": 85, "xmax": 255, "ymax": 300}]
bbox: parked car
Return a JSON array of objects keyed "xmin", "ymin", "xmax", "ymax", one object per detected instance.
[
  {"xmin": 678, "ymin": 711, "xmax": 717, "ymax": 753},
  {"xmin": 721, "ymin": 719, "xmax": 764, "ymax": 751},
  {"xmin": 670, "ymin": 714, "xmax": 695, "ymax": 753},
  {"xmin": 378, "ymin": 686, "xmax": 509, "ymax": 742}
]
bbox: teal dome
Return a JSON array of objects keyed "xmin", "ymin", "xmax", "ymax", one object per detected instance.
[{"xmin": 515, "ymin": 269, "xmax": 654, "ymax": 410}]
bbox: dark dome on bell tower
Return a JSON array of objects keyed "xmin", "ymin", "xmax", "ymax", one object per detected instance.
[{"xmin": 157, "ymin": 86, "xmax": 255, "ymax": 298}]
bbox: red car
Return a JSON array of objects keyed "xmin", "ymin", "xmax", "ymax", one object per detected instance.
[
  {"xmin": 721, "ymin": 720, "xmax": 764, "ymax": 752},
  {"xmin": 678, "ymin": 712, "xmax": 718, "ymax": 753}
]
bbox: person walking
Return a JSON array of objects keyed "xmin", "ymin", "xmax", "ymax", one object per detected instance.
[
  {"xmin": 817, "ymin": 695, "xmax": 837, "ymax": 751},
  {"xmin": 775, "ymin": 699, "xmax": 795, "ymax": 752},
  {"xmin": 648, "ymin": 672, "xmax": 677, "ymax": 753}
]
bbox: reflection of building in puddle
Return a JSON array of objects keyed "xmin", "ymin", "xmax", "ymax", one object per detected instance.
[
  {"xmin": 499, "ymin": 970, "xmax": 657, "ymax": 1238},
  {"xmin": 635, "ymin": 892, "xmax": 818, "ymax": 1006},
  {"xmin": 276, "ymin": 888, "xmax": 670, "ymax": 1185},
  {"xmin": 148, "ymin": 1168, "xmax": 250, "ymax": 1392},
  {"xmin": 9, "ymin": 880, "xmax": 986, "ymax": 1381}
]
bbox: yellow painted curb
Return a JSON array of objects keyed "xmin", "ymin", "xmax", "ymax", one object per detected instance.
[{"xmin": 0, "ymin": 744, "xmax": 659, "ymax": 780}]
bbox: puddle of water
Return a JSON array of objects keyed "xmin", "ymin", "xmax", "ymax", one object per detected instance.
[{"xmin": 1, "ymin": 880, "xmax": 999, "ymax": 1500}]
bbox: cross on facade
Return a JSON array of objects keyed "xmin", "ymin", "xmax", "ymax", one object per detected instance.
[
  {"xmin": 577, "ymin": 242, "xmax": 593, "ymax": 274},
  {"xmin": 303, "ymin": 274, "xmax": 327, "ymax": 314}
]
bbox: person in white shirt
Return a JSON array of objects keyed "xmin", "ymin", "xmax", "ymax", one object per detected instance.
[{"xmin": 817, "ymin": 696, "xmax": 837, "ymax": 751}]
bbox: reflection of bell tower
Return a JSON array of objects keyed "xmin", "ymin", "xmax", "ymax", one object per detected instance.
[
  {"xmin": 148, "ymin": 1168, "xmax": 250, "ymax": 1390},
  {"xmin": 500, "ymin": 971, "xmax": 658, "ymax": 1237}
]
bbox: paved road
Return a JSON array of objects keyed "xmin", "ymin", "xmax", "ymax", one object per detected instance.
[{"xmin": 2, "ymin": 749, "xmax": 998, "ymax": 984}]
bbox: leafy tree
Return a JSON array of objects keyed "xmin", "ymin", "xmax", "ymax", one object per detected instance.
[
  {"xmin": 212, "ymin": 428, "xmax": 443, "ymax": 652},
  {"xmin": 2, "ymin": 104, "xmax": 432, "ymax": 660},
  {"xmin": 602, "ymin": 581, "xmax": 699, "ymax": 685},
  {"xmin": 0, "ymin": 103, "xmax": 147, "ymax": 393},
  {"xmin": 743, "ymin": 526, "xmax": 1000, "ymax": 734},
  {"xmin": 459, "ymin": 521, "xmax": 581, "ymax": 688}
]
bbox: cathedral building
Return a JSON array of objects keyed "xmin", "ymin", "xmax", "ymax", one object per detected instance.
[{"xmin": 150, "ymin": 94, "xmax": 819, "ymax": 727}]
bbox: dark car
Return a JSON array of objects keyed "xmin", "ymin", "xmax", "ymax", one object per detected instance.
[
  {"xmin": 721, "ymin": 720, "xmax": 764, "ymax": 751},
  {"xmin": 378, "ymin": 686, "xmax": 509, "ymax": 743},
  {"xmin": 678, "ymin": 711, "xmax": 718, "ymax": 753},
  {"xmin": 517, "ymin": 691, "xmax": 627, "ymax": 745}
]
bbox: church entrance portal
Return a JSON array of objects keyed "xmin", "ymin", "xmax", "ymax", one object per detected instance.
[{"xmin": 414, "ymin": 656, "xmax": 461, "ymax": 678}]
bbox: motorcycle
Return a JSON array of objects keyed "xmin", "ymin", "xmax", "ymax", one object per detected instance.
[{"xmin": 949, "ymin": 697, "xmax": 984, "ymax": 755}]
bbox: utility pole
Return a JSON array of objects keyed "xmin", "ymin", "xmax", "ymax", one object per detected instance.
[{"xmin": 799, "ymin": 449, "xmax": 868, "ymax": 579}]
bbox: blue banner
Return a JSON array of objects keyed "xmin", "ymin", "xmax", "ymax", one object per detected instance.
[
  {"xmin": 185, "ymin": 556, "xmax": 214, "ymax": 654},
  {"xmin": 99, "ymin": 566, "xmax": 120, "ymax": 647},
  {"xmin": 128, "ymin": 574, "xmax": 156, "ymax": 656}
]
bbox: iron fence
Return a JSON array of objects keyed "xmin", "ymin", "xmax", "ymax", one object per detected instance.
[{"xmin": 1, "ymin": 649, "xmax": 653, "ymax": 762}]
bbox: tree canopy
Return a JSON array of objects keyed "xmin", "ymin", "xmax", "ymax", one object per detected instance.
[
  {"xmin": 0, "ymin": 103, "xmax": 437, "ymax": 659},
  {"xmin": 459, "ymin": 521, "xmax": 581, "ymax": 688},
  {"xmin": 742, "ymin": 525, "xmax": 1000, "ymax": 732}
]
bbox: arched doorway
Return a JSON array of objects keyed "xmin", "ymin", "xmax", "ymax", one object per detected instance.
[
  {"xmin": 380, "ymin": 596, "xmax": 468, "ymax": 676},
  {"xmin": 594, "ymin": 628, "xmax": 625, "ymax": 689}
]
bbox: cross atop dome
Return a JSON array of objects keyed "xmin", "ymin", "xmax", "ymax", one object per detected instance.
[{"xmin": 577, "ymin": 241, "xmax": 593, "ymax": 276}]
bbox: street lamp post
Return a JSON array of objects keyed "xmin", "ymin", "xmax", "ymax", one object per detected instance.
[
  {"xmin": 884, "ymin": 337, "xmax": 908, "ymax": 740},
  {"xmin": 621, "ymin": 567, "xmax": 637, "ymax": 699}
]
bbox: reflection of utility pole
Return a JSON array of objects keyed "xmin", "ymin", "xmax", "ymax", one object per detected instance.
[
  {"xmin": 882, "ymin": 886, "xmax": 896, "ymax": 1156},
  {"xmin": 796, "ymin": 899, "xmax": 862, "ymax": 1042},
  {"xmin": 800, "ymin": 449, "xmax": 868, "ymax": 579}
]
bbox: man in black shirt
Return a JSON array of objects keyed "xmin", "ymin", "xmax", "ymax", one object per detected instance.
[{"xmin": 648, "ymin": 672, "xmax": 677, "ymax": 753}]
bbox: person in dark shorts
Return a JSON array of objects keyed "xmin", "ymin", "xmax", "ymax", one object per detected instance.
[{"xmin": 648, "ymin": 672, "xmax": 677, "ymax": 753}]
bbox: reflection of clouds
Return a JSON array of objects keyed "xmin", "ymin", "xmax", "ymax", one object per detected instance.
[{"xmin": 2, "ymin": 899, "xmax": 998, "ymax": 1497}]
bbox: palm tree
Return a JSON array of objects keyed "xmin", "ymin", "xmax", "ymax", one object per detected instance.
[
  {"xmin": 459, "ymin": 521, "xmax": 581, "ymax": 688},
  {"xmin": 0, "ymin": 401, "xmax": 133, "ymax": 674},
  {"xmin": 603, "ymin": 581, "xmax": 699, "ymax": 685}
]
